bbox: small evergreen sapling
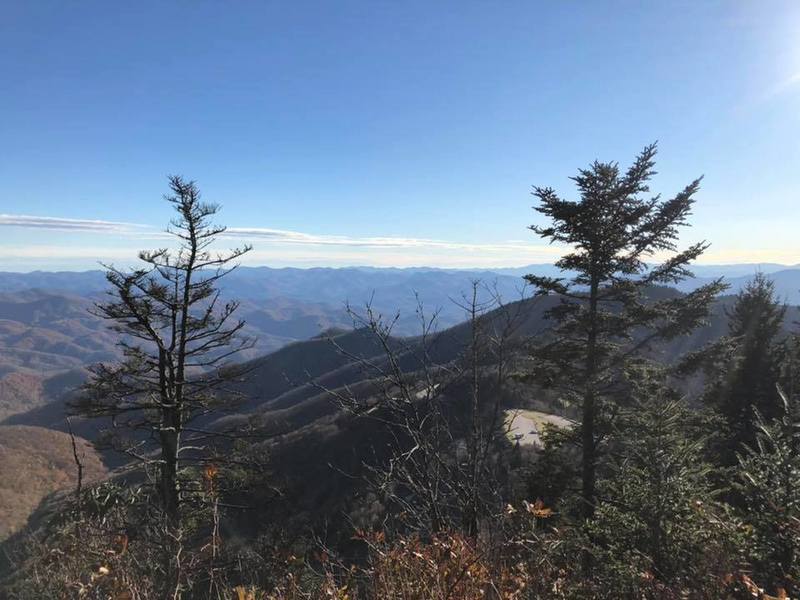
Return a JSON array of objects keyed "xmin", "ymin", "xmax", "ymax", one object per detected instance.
[
  {"xmin": 705, "ymin": 273, "xmax": 787, "ymax": 467},
  {"xmin": 586, "ymin": 366, "xmax": 745, "ymax": 595},
  {"xmin": 737, "ymin": 385, "xmax": 800, "ymax": 597}
]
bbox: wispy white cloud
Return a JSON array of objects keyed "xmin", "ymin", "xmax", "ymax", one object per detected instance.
[
  {"xmin": 0, "ymin": 212, "xmax": 559, "ymax": 256},
  {"xmin": 0, "ymin": 214, "xmax": 145, "ymax": 234},
  {"xmin": 0, "ymin": 243, "xmax": 561, "ymax": 270},
  {"xmin": 6, "ymin": 213, "xmax": 793, "ymax": 271},
  {"xmin": 0, "ymin": 212, "xmax": 566, "ymax": 269},
  {"xmin": 222, "ymin": 226, "xmax": 551, "ymax": 253},
  {"xmin": 0, "ymin": 245, "xmax": 139, "ymax": 259}
]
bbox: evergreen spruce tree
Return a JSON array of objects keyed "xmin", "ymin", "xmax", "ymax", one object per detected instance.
[
  {"xmin": 737, "ymin": 385, "xmax": 800, "ymax": 597},
  {"xmin": 777, "ymin": 331, "xmax": 800, "ymax": 402},
  {"xmin": 585, "ymin": 366, "xmax": 744, "ymax": 596},
  {"xmin": 706, "ymin": 273, "xmax": 786, "ymax": 467},
  {"xmin": 525, "ymin": 143, "xmax": 725, "ymax": 527}
]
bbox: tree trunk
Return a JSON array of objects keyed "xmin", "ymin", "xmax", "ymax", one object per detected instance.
[
  {"xmin": 582, "ymin": 276, "xmax": 599, "ymax": 521},
  {"xmin": 581, "ymin": 276, "xmax": 600, "ymax": 575},
  {"xmin": 160, "ymin": 408, "xmax": 182, "ymax": 599},
  {"xmin": 160, "ymin": 415, "xmax": 180, "ymax": 528},
  {"xmin": 467, "ymin": 291, "xmax": 481, "ymax": 537}
]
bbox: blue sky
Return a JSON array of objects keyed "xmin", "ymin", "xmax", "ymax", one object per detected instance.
[{"xmin": 1, "ymin": 1, "xmax": 799, "ymax": 270}]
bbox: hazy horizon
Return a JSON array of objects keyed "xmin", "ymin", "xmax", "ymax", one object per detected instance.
[{"xmin": 1, "ymin": 260, "xmax": 798, "ymax": 276}]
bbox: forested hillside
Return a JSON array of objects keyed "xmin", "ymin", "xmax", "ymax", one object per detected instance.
[{"xmin": 0, "ymin": 425, "xmax": 106, "ymax": 541}]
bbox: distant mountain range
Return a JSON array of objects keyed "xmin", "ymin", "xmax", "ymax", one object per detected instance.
[
  {"xmin": 6, "ymin": 287, "xmax": 799, "ymax": 445},
  {"xmin": 0, "ymin": 263, "xmax": 797, "ymax": 377},
  {"xmin": 0, "ymin": 267, "xmax": 529, "ymax": 376},
  {"xmin": 675, "ymin": 267, "xmax": 800, "ymax": 304},
  {"xmin": 2, "ymin": 262, "xmax": 797, "ymax": 299},
  {"xmin": 492, "ymin": 263, "xmax": 800, "ymax": 302},
  {"xmin": 2, "ymin": 263, "xmax": 798, "ymax": 307},
  {"xmin": 0, "ymin": 263, "xmax": 798, "ymax": 423},
  {"xmin": 491, "ymin": 262, "xmax": 800, "ymax": 279}
]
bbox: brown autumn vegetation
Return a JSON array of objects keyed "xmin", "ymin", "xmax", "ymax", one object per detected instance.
[
  {"xmin": 0, "ymin": 425, "xmax": 106, "ymax": 540},
  {"xmin": 0, "ymin": 373, "xmax": 44, "ymax": 422}
]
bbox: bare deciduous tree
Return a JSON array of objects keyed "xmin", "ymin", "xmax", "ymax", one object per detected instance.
[{"xmin": 322, "ymin": 282, "xmax": 528, "ymax": 538}]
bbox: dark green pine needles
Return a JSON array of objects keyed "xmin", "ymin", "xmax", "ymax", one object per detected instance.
[{"xmin": 525, "ymin": 143, "xmax": 727, "ymax": 522}]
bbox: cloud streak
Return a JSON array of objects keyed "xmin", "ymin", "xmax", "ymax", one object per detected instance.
[
  {"xmin": 0, "ymin": 214, "xmax": 144, "ymax": 234},
  {"xmin": 0, "ymin": 213, "xmax": 558, "ymax": 255},
  {"xmin": 222, "ymin": 226, "xmax": 550, "ymax": 253},
  {"xmin": 1, "ymin": 212, "xmax": 798, "ymax": 270}
]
